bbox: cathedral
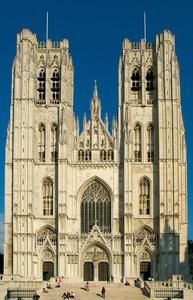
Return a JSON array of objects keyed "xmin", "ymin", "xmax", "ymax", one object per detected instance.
[{"xmin": 4, "ymin": 28, "xmax": 188, "ymax": 282}]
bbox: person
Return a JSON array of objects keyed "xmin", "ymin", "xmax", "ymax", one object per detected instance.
[
  {"xmin": 101, "ymin": 286, "xmax": 105, "ymax": 298},
  {"xmin": 125, "ymin": 280, "xmax": 130, "ymax": 286},
  {"xmin": 85, "ymin": 281, "xmax": 89, "ymax": 291},
  {"xmin": 111, "ymin": 275, "xmax": 114, "ymax": 283},
  {"xmin": 56, "ymin": 279, "xmax": 60, "ymax": 288},
  {"xmin": 71, "ymin": 291, "xmax": 75, "ymax": 299},
  {"xmin": 33, "ymin": 291, "xmax": 40, "ymax": 300},
  {"xmin": 62, "ymin": 292, "xmax": 67, "ymax": 299},
  {"xmin": 66, "ymin": 291, "xmax": 70, "ymax": 299}
]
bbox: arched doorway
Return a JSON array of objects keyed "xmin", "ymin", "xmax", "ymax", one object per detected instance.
[
  {"xmin": 82, "ymin": 245, "xmax": 110, "ymax": 281},
  {"xmin": 41, "ymin": 248, "xmax": 55, "ymax": 281},
  {"xmin": 140, "ymin": 262, "xmax": 151, "ymax": 280},
  {"xmin": 43, "ymin": 262, "xmax": 54, "ymax": 281},
  {"xmin": 139, "ymin": 249, "xmax": 152, "ymax": 280},
  {"xmin": 98, "ymin": 262, "xmax": 109, "ymax": 281},
  {"xmin": 84, "ymin": 262, "xmax": 94, "ymax": 281}
]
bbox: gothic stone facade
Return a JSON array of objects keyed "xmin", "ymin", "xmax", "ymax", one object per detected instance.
[{"xmin": 4, "ymin": 29, "xmax": 188, "ymax": 281}]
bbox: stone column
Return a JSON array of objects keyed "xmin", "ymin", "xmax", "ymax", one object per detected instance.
[{"xmin": 94, "ymin": 262, "xmax": 98, "ymax": 281}]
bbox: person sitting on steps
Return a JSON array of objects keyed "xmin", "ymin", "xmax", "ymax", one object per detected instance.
[{"xmin": 85, "ymin": 281, "xmax": 89, "ymax": 291}]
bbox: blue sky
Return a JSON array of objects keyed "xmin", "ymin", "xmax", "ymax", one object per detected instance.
[{"xmin": 0, "ymin": 0, "xmax": 193, "ymax": 251}]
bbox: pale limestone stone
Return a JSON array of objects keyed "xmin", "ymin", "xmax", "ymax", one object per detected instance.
[{"xmin": 3, "ymin": 29, "xmax": 188, "ymax": 282}]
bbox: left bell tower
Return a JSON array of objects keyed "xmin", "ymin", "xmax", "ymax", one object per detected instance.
[
  {"xmin": 4, "ymin": 29, "xmax": 37, "ymax": 276},
  {"xmin": 4, "ymin": 28, "xmax": 74, "ymax": 278}
]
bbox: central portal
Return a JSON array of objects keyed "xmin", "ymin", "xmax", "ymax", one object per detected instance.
[
  {"xmin": 83, "ymin": 245, "xmax": 110, "ymax": 281},
  {"xmin": 84, "ymin": 262, "xmax": 94, "ymax": 281},
  {"xmin": 98, "ymin": 262, "xmax": 109, "ymax": 281}
]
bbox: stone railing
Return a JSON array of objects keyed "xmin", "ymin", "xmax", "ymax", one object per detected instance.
[
  {"xmin": 144, "ymin": 281, "xmax": 151, "ymax": 296},
  {"xmin": 183, "ymin": 281, "xmax": 193, "ymax": 291},
  {"xmin": 0, "ymin": 279, "xmax": 43, "ymax": 300},
  {"xmin": 135, "ymin": 277, "xmax": 144, "ymax": 288},
  {"xmin": 144, "ymin": 279, "xmax": 184, "ymax": 298},
  {"xmin": 38, "ymin": 41, "xmax": 60, "ymax": 48}
]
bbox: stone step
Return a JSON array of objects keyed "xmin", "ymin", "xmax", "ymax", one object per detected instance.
[{"xmin": 38, "ymin": 281, "xmax": 149, "ymax": 300}]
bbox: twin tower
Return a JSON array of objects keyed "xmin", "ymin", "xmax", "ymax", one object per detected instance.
[{"xmin": 4, "ymin": 29, "xmax": 188, "ymax": 282}]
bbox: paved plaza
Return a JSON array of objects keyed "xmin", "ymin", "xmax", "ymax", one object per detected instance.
[{"xmin": 38, "ymin": 281, "xmax": 149, "ymax": 300}]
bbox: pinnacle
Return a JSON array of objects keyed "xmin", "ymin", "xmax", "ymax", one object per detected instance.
[{"xmin": 93, "ymin": 80, "xmax": 98, "ymax": 98}]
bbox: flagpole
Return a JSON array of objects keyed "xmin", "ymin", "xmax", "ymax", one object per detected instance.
[
  {"xmin": 144, "ymin": 12, "xmax": 146, "ymax": 42},
  {"xmin": 46, "ymin": 11, "xmax": 49, "ymax": 40}
]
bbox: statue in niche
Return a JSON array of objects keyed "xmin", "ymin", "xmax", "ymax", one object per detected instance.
[
  {"xmin": 43, "ymin": 249, "xmax": 53, "ymax": 261},
  {"xmin": 59, "ymin": 107, "xmax": 67, "ymax": 145},
  {"xmin": 46, "ymin": 51, "xmax": 50, "ymax": 66},
  {"xmin": 128, "ymin": 129, "xmax": 132, "ymax": 144},
  {"xmin": 125, "ymin": 127, "xmax": 129, "ymax": 144},
  {"xmin": 140, "ymin": 250, "xmax": 150, "ymax": 261}
]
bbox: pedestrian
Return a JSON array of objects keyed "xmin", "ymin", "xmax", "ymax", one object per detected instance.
[
  {"xmin": 101, "ymin": 286, "xmax": 105, "ymax": 298},
  {"xmin": 33, "ymin": 291, "xmax": 40, "ymax": 300},
  {"xmin": 66, "ymin": 291, "xmax": 70, "ymax": 299},
  {"xmin": 85, "ymin": 281, "xmax": 89, "ymax": 291},
  {"xmin": 111, "ymin": 275, "xmax": 114, "ymax": 283}
]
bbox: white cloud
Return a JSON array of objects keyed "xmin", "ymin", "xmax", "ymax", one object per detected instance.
[{"xmin": 0, "ymin": 214, "xmax": 4, "ymax": 254}]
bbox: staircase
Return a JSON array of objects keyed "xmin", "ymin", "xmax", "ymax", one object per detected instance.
[{"xmin": 38, "ymin": 280, "xmax": 149, "ymax": 300}]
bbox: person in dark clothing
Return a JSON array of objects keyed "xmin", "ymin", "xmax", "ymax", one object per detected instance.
[
  {"xmin": 33, "ymin": 291, "xmax": 40, "ymax": 300},
  {"xmin": 101, "ymin": 286, "xmax": 105, "ymax": 298}
]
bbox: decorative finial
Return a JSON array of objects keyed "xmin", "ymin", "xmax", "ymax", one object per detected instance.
[
  {"xmin": 83, "ymin": 113, "xmax": 87, "ymax": 129},
  {"xmin": 105, "ymin": 113, "xmax": 108, "ymax": 130},
  {"xmin": 112, "ymin": 117, "xmax": 115, "ymax": 129},
  {"xmin": 93, "ymin": 80, "xmax": 98, "ymax": 98},
  {"xmin": 76, "ymin": 117, "xmax": 79, "ymax": 136}
]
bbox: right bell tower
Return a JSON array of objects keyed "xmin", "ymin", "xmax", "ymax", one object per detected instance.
[
  {"xmin": 118, "ymin": 29, "xmax": 188, "ymax": 280},
  {"xmin": 156, "ymin": 30, "xmax": 188, "ymax": 278}
]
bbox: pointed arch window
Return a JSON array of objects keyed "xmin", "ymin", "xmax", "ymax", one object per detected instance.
[
  {"xmin": 131, "ymin": 67, "xmax": 140, "ymax": 91},
  {"xmin": 146, "ymin": 68, "xmax": 154, "ymax": 91},
  {"xmin": 37, "ymin": 68, "xmax": 46, "ymax": 104},
  {"xmin": 134, "ymin": 123, "xmax": 142, "ymax": 162},
  {"xmin": 38, "ymin": 123, "xmax": 46, "ymax": 162},
  {"xmin": 139, "ymin": 177, "xmax": 150, "ymax": 215},
  {"xmin": 147, "ymin": 124, "xmax": 154, "ymax": 162},
  {"xmin": 51, "ymin": 124, "xmax": 58, "ymax": 162},
  {"xmin": 37, "ymin": 226, "xmax": 56, "ymax": 245},
  {"xmin": 43, "ymin": 178, "xmax": 53, "ymax": 216},
  {"xmin": 81, "ymin": 180, "xmax": 111, "ymax": 233},
  {"xmin": 78, "ymin": 149, "xmax": 85, "ymax": 161},
  {"xmin": 100, "ymin": 150, "xmax": 107, "ymax": 161},
  {"xmin": 85, "ymin": 150, "xmax": 91, "ymax": 161},
  {"xmin": 51, "ymin": 69, "xmax": 60, "ymax": 104},
  {"xmin": 108, "ymin": 150, "xmax": 114, "ymax": 161}
]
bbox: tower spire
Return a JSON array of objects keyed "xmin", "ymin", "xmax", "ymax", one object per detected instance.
[
  {"xmin": 46, "ymin": 11, "xmax": 49, "ymax": 40},
  {"xmin": 90, "ymin": 80, "xmax": 101, "ymax": 118},
  {"xmin": 93, "ymin": 79, "xmax": 98, "ymax": 98}
]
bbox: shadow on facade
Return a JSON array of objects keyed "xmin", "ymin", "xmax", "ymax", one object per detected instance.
[{"xmin": 118, "ymin": 106, "xmax": 126, "ymax": 280}]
